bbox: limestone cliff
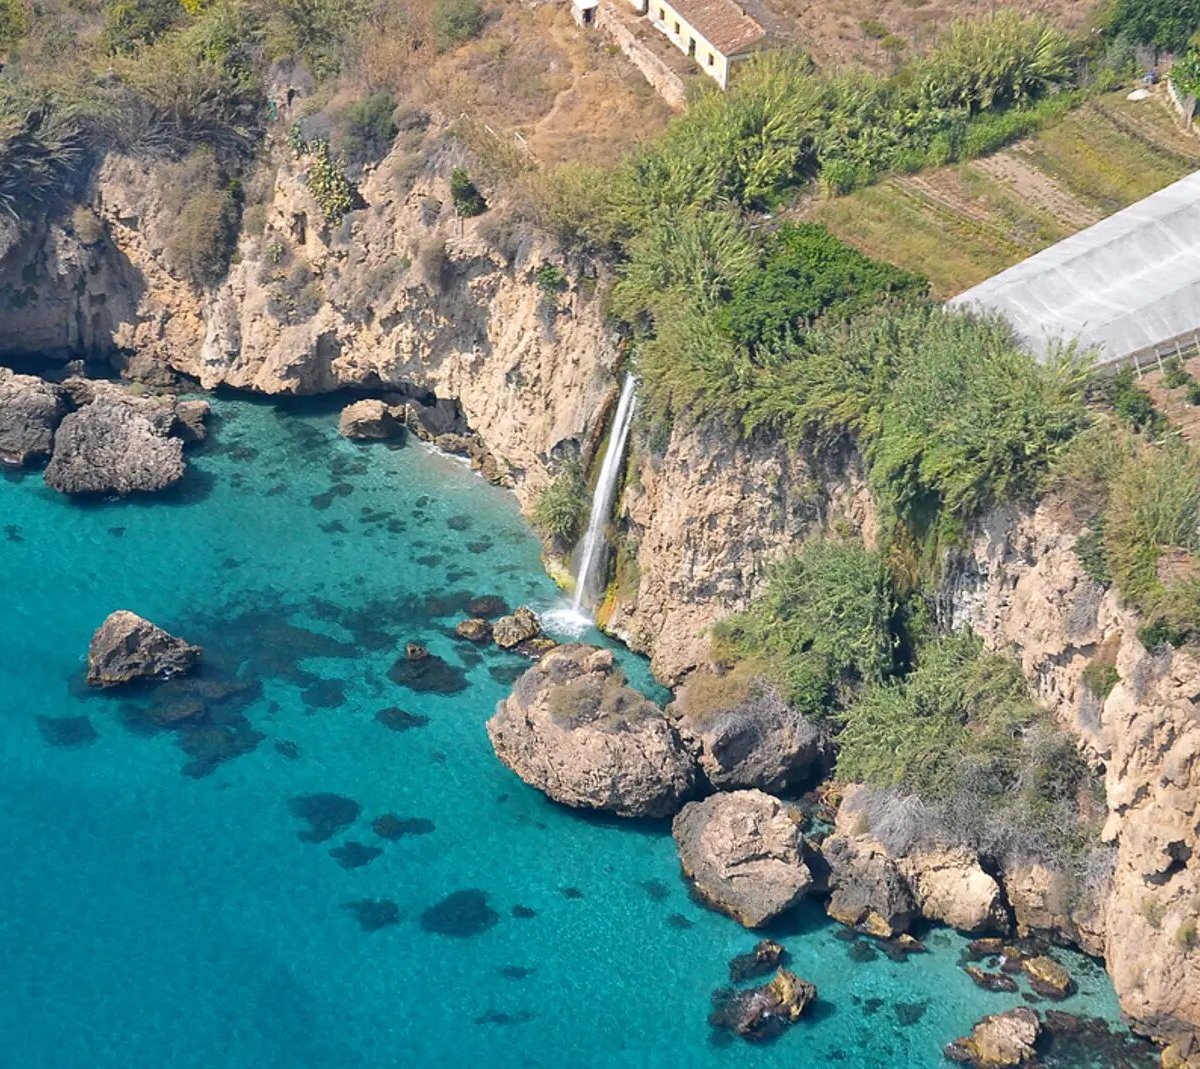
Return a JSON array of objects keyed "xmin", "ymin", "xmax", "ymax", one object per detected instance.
[{"xmin": 947, "ymin": 501, "xmax": 1200, "ymax": 1044}]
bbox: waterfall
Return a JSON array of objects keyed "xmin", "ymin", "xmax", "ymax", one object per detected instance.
[{"xmin": 571, "ymin": 374, "xmax": 637, "ymax": 614}]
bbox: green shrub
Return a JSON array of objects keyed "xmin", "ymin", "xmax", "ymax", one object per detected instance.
[
  {"xmin": 271, "ymin": 0, "xmax": 371, "ymax": 78},
  {"xmin": 1106, "ymin": 368, "xmax": 1167, "ymax": 435},
  {"xmin": 713, "ymin": 222, "xmax": 927, "ymax": 349},
  {"xmin": 430, "ymin": 0, "xmax": 485, "ymax": 51},
  {"xmin": 1105, "ymin": 0, "xmax": 1200, "ymax": 51},
  {"xmin": 101, "ymin": 0, "xmax": 180, "ymax": 53},
  {"xmin": 861, "ymin": 18, "xmax": 888, "ymax": 40},
  {"xmin": 1162, "ymin": 357, "xmax": 1193, "ymax": 391},
  {"xmin": 534, "ymin": 263, "xmax": 567, "ymax": 297},
  {"xmin": 1173, "ymin": 47, "xmax": 1200, "ymax": 99},
  {"xmin": 1188, "ymin": 382, "xmax": 1200, "ymax": 406},
  {"xmin": 713, "ymin": 538, "xmax": 894, "ymax": 719},
  {"xmin": 267, "ymin": 262, "xmax": 323, "ymax": 322},
  {"xmin": 1081, "ymin": 660, "xmax": 1119, "ymax": 699},
  {"xmin": 304, "ymin": 140, "xmax": 355, "ymax": 223},
  {"xmin": 1074, "ymin": 522, "xmax": 1112, "ymax": 585},
  {"xmin": 449, "ymin": 166, "xmax": 486, "ymax": 216},
  {"xmin": 531, "ymin": 461, "xmax": 587, "ymax": 543},
  {"xmin": 0, "ymin": 0, "xmax": 29, "ymax": 46},
  {"xmin": 339, "ymin": 92, "xmax": 397, "ymax": 168}
]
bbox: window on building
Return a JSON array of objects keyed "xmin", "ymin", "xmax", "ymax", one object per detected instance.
[
  {"xmin": 657, "ymin": 6, "xmax": 664, "ymax": 18},
  {"xmin": 673, "ymin": 20, "xmax": 680, "ymax": 33},
  {"xmin": 707, "ymin": 52, "xmax": 714, "ymax": 65}
]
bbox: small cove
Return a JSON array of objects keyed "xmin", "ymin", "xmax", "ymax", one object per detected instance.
[{"xmin": 0, "ymin": 392, "xmax": 1152, "ymax": 1068}]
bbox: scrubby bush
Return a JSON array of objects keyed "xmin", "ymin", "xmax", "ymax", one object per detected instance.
[
  {"xmin": 160, "ymin": 148, "xmax": 239, "ymax": 287},
  {"xmin": 531, "ymin": 460, "xmax": 587, "ymax": 543},
  {"xmin": 534, "ymin": 263, "xmax": 567, "ymax": 297},
  {"xmin": 1081, "ymin": 660, "xmax": 1119, "ymax": 698},
  {"xmin": 1104, "ymin": 0, "xmax": 1200, "ymax": 52},
  {"xmin": 270, "ymin": 0, "xmax": 371, "ymax": 78},
  {"xmin": 713, "ymin": 538, "xmax": 894, "ymax": 718},
  {"xmin": 449, "ymin": 166, "xmax": 486, "ymax": 216},
  {"xmin": 338, "ymin": 92, "xmax": 397, "ymax": 168},
  {"xmin": 430, "ymin": 0, "xmax": 485, "ymax": 51},
  {"xmin": 267, "ymin": 261, "xmax": 323, "ymax": 322},
  {"xmin": 836, "ymin": 631, "xmax": 1101, "ymax": 860},
  {"xmin": 0, "ymin": 0, "xmax": 29, "ymax": 46},
  {"xmin": 304, "ymin": 139, "xmax": 355, "ymax": 223},
  {"xmin": 101, "ymin": 0, "xmax": 180, "ymax": 54}
]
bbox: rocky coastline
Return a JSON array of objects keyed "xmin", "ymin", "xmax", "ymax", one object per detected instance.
[{"xmin": 0, "ymin": 126, "xmax": 1196, "ymax": 1063}]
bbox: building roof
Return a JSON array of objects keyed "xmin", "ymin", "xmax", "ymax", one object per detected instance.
[
  {"xmin": 669, "ymin": 0, "xmax": 780, "ymax": 55},
  {"xmin": 949, "ymin": 170, "xmax": 1200, "ymax": 367}
]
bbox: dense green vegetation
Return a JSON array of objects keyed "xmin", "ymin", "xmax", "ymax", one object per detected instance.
[
  {"xmin": 531, "ymin": 461, "xmax": 588, "ymax": 544},
  {"xmin": 838, "ymin": 631, "xmax": 1099, "ymax": 859},
  {"xmin": 1104, "ymin": 0, "xmax": 1200, "ymax": 52},
  {"xmin": 713, "ymin": 539, "xmax": 894, "ymax": 719}
]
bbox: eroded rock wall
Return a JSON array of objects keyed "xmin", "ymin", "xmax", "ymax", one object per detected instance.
[{"xmin": 947, "ymin": 502, "xmax": 1200, "ymax": 1042}]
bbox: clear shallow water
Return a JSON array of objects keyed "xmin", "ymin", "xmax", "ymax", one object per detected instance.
[{"xmin": 0, "ymin": 395, "xmax": 1147, "ymax": 1068}]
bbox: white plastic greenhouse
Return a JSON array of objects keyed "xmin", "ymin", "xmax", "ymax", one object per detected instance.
[{"xmin": 950, "ymin": 170, "xmax": 1200, "ymax": 369}]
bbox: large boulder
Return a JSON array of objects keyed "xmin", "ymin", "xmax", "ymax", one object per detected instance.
[
  {"xmin": 492, "ymin": 606, "xmax": 542, "ymax": 650},
  {"xmin": 339, "ymin": 399, "xmax": 405, "ymax": 440},
  {"xmin": 672, "ymin": 789, "xmax": 812, "ymax": 928},
  {"xmin": 822, "ymin": 832, "xmax": 917, "ymax": 937},
  {"xmin": 945, "ymin": 1008, "xmax": 1041, "ymax": 1068},
  {"xmin": 45, "ymin": 398, "xmax": 184, "ymax": 495},
  {"xmin": 86, "ymin": 611, "xmax": 202, "ymax": 687},
  {"xmin": 899, "ymin": 846, "xmax": 1009, "ymax": 935},
  {"xmin": 486, "ymin": 645, "xmax": 696, "ymax": 818},
  {"xmin": 708, "ymin": 969, "xmax": 817, "ymax": 1041},
  {"xmin": 670, "ymin": 673, "xmax": 824, "ymax": 793},
  {"xmin": 0, "ymin": 368, "xmax": 65, "ymax": 465}
]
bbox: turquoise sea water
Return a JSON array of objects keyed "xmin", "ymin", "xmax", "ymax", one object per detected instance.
[{"xmin": 0, "ymin": 393, "xmax": 1152, "ymax": 1068}]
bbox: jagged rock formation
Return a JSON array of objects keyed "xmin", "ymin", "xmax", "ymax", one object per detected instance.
[
  {"xmin": 338, "ymin": 398, "xmax": 406, "ymax": 440},
  {"xmin": 486, "ymin": 645, "xmax": 696, "ymax": 818},
  {"xmin": 672, "ymin": 789, "xmax": 812, "ymax": 927},
  {"xmin": 708, "ymin": 968, "xmax": 817, "ymax": 1040},
  {"xmin": 822, "ymin": 830, "xmax": 919, "ymax": 938},
  {"xmin": 43, "ymin": 380, "xmax": 200, "ymax": 495},
  {"xmin": 947, "ymin": 501, "xmax": 1200, "ymax": 1043},
  {"xmin": 0, "ymin": 368, "xmax": 65, "ymax": 465},
  {"xmin": 669, "ymin": 674, "xmax": 824, "ymax": 793},
  {"xmin": 944, "ymin": 1007, "xmax": 1041, "ymax": 1068},
  {"xmin": 87, "ymin": 611, "xmax": 201, "ymax": 686}
]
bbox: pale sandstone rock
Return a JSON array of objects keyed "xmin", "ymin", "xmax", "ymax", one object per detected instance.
[
  {"xmin": 945, "ymin": 1007, "xmax": 1041, "ymax": 1068},
  {"xmin": 338, "ymin": 398, "xmax": 405, "ymax": 439},
  {"xmin": 672, "ymin": 790, "xmax": 811, "ymax": 928},
  {"xmin": 492, "ymin": 606, "xmax": 541, "ymax": 650},
  {"xmin": 486, "ymin": 645, "xmax": 695, "ymax": 818}
]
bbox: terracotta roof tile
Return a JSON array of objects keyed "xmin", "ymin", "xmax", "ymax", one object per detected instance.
[{"xmin": 665, "ymin": 0, "xmax": 780, "ymax": 55}]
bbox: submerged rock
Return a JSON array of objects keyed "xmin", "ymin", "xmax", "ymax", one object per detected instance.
[
  {"xmin": 492, "ymin": 606, "xmax": 541, "ymax": 650},
  {"xmin": 0, "ymin": 368, "xmax": 65, "ymax": 465},
  {"xmin": 420, "ymin": 889, "xmax": 500, "ymax": 937},
  {"xmin": 709, "ymin": 969, "xmax": 817, "ymax": 1041},
  {"xmin": 486, "ymin": 644, "xmax": 696, "ymax": 819},
  {"xmin": 86, "ymin": 611, "xmax": 201, "ymax": 687},
  {"xmin": 341, "ymin": 899, "xmax": 401, "ymax": 931},
  {"xmin": 944, "ymin": 1007, "xmax": 1041, "ymax": 1068},
  {"xmin": 672, "ymin": 790, "xmax": 811, "ymax": 928},
  {"xmin": 339, "ymin": 399, "xmax": 405, "ymax": 440},
  {"xmin": 964, "ymin": 965, "xmax": 1019, "ymax": 993},
  {"xmin": 729, "ymin": 940, "xmax": 788, "ymax": 983},
  {"xmin": 45, "ymin": 398, "xmax": 185, "ymax": 495},
  {"xmin": 670, "ymin": 674, "xmax": 823, "ymax": 793}
]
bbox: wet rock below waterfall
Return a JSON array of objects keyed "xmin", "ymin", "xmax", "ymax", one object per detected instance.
[{"xmin": 492, "ymin": 607, "xmax": 542, "ymax": 650}]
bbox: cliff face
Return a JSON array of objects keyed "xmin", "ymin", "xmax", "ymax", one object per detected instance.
[
  {"xmin": 606, "ymin": 426, "xmax": 876, "ymax": 682},
  {"xmin": 0, "ymin": 144, "xmax": 620, "ymax": 505},
  {"xmin": 948, "ymin": 502, "xmax": 1200, "ymax": 1043}
]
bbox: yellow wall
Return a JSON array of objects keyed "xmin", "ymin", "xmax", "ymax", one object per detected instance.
[{"xmin": 645, "ymin": 0, "xmax": 730, "ymax": 87}]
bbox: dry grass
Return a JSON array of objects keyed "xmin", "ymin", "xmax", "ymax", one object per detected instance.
[{"xmin": 803, "ymin": 89, "xmax": 1200, "ymax": 296}]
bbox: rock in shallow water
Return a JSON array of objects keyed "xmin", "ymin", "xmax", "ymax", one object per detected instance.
[
  {"xmin": 339, "ymin": 399, "xmax": 406, "ymax": 440},
  {"xmin": 45, "ymin": 398, "xmax": 185, "ymax": 495},
  {"xmin": 672, "ymin": 790, "xmax": 811, "ymax": 928},
  {"xmin": 86, "ymin": 611, "xmax": 201, "ymax": 687},
  {"xmin": 492, "ymin": 606, "xmax": 541, "ymax": 650},
  {"xmin": 709, "ymin": 969, "xmax": 817, "ymax": 1041},
  {"xmin": 486, "ymin": 644, "xmax": 696, "ymax": 819},
  {"xmin": 729, "ymin": 940, "xmax": 787, "ymax": 983},
  {"xmin": 944, "ymin": 1007, "xmax": 1041, "ymax": 1068}
]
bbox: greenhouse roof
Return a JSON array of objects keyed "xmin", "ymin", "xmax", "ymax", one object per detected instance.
[{"xmin": 949, "ymin": 170, "xmax": 1200, "ymax": 367}]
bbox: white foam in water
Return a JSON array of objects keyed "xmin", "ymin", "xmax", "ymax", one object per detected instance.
[{"xmin": 540, "ymin": 604, "xmax": 593, "ymax": 639}]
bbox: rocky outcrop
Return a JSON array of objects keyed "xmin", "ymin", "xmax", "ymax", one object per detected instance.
[
  {"xmin": 86, "ymin": 611, "xmax": 201, "ymax": 686},
  {"xmin": 492, "ymin": 606, "xmax": 542, "ymax": 650},
  {"xmin": 672, "ymin": 789, "xmax": 811, "ymax": 928},
  {"xmin": 338, "ymin": 399, "xmax": 405, "ymax": 440},
  {"xmin": 0, "ymin": 368, "xmax": 65, "ymax": 465},
  {"xmin": 486, "ymin": 645, "xmax": 696, "ymax": 818},
  {"xmin": 948, "ymin": 501, "xmax": 1200, "ymax": 1040},
  {"xmin": 822, "ymin": 831, "xmax": 918, "ymax": 938},
  {"xmin": 669, "ymin": 674, "xmax": 824, "ymax": 793},
  {"xmin": 945, "ymin": 1008, "xmax": 1041, "ymax": 1068},
  {"xmin": 708, "ymin": 969, "xmax": 817, "ymax": 1041},
  {"xmin": 900, "ymin": 846, "xmax": 1009, "ymax": 936}
]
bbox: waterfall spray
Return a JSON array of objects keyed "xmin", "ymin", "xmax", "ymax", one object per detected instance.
[{"xmin": 571, "ymin": 374, "xmax": 638, "ymax": 614}]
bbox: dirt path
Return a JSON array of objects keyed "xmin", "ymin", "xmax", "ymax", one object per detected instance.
[{"xmin": 972, "ymin": 150, "xmax": 1102, "ymax": 230}]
